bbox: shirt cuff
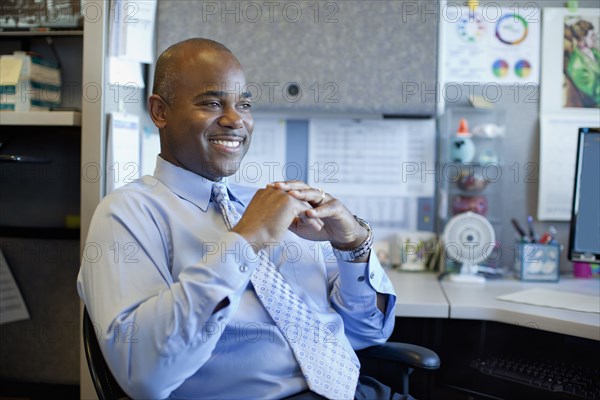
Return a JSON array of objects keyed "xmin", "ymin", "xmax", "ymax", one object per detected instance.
[
  {"xmin": 337, "ymin": 257, "xmax": 396, "ymax": 297},
  {"xmin": 337, "ymin": 260, "xmax": 374, "ymax": 297}
]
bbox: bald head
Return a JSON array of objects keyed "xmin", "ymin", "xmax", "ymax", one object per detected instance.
[{"xmin": 152, "ymin": 38, "xmax": 238, "ymax": 105}]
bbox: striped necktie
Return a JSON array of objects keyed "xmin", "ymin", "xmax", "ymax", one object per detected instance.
[{"xmin": 211, "ymin": 183, "xmax": 359, "ymax": 399}]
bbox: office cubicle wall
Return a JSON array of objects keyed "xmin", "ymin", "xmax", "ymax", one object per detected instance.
[{"xmin": 157, "ymin": 0, "xmax": 439, "ymax": 116}]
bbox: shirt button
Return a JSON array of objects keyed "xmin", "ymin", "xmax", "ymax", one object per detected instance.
[
  {"xmin": 357, "ymin": 276, "xmax": 365, "ymax": 282},
  {"xmin": 217, "ymin": 315, "xmax": 224, "ymax": 322},
  {"xmin": 240, "ymin": 264, "xmax": 248, "ymax": 273},
  {"xmin": 369, "ymin": 272, "xmax": 375, "ymax": 279}
]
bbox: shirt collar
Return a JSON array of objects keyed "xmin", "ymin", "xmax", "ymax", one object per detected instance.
[{"xmin": 153, "ymin": 156, "xmax": 246, "ymax": 211}]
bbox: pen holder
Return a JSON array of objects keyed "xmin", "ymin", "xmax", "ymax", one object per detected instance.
[{"xmin": 514, "ymin": 242, "xmax": 560, "ymax": 282}]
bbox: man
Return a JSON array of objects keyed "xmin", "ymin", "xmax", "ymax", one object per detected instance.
[{"xmin": 77, "ymin": 38, "xmax": 398, "ymax": 399}]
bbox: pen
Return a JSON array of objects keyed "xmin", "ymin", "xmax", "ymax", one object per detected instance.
[
  {"xmin": 511, "ymin": 218, "xmax": 528, "ymax": 242},
  {"xmin": 539, "ymin": 232, "xmax": 551, "ymax": 244},
  {"xmin": 539, "ymin": 226, "xmax": 558, "ymax": 244},
  {"xmin": 548, "ymin": 226, "xmax": 558, "ymax": 244},
  {"xmin": 527, "ymin": 216, "xmax": 538, "ymax": 243}
]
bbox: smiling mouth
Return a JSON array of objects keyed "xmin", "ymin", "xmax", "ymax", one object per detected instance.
[{"xmin": 209, "ymin": 139, "xmax": 243, "ymax": 148}]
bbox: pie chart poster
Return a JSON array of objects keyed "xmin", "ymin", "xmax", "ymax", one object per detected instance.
[{"xmin": 443, "ymin": 5, "xmax": 541, "ymax": 85}]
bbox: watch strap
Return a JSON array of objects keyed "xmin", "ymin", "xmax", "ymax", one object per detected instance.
[{"xmin": 332, "ymin": 216, "xmax": 373, "ymax": 262}]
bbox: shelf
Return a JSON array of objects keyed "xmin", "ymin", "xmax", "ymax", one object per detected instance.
[
  {"xmin": 0, "ymin": 29, "xmax": 83, "ymax": 37},
  {"xmin": 0, "ymin": 226, "xmax": 79, "ymax": 240},
  {"xmin": 0, "ymin": 111, "xmax": 81, "ymax": 126}
]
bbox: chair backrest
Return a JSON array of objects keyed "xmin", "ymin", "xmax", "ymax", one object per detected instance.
[{"xmin": 82, "ymin": 307, "xmax": 129, "ymax": 400}]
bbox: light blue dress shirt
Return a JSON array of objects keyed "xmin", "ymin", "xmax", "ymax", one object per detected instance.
[{"xmin": 77, "ymin": 156, "xmax": 397, "ymax": 399}]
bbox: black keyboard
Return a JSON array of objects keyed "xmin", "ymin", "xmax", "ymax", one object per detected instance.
[{"xmin": 470, "ymin": 357, "xmax": 600, "ymax": 399}]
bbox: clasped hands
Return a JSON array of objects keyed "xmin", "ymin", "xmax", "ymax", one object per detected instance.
[{"xmin": 231, "ymin": 180, "xmax": 368, "ymax": 253}]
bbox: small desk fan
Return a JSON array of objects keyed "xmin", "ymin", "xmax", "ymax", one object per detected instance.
[{"xmin": 443, "ymin": 211, "xmax": 495, "ymax": 284}]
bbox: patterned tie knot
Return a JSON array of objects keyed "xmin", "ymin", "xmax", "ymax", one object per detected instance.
[
  {"xmin": 211, "ymin": 182, "xmax": 229, "ymax": 204},
  {"xmin": 211, "ymin": 183, "xmax": 241, "ymax": 229}
]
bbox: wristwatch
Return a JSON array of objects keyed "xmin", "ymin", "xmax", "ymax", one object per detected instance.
[{"xmin": 332, "ymin": 216, "xmax": 373, "ymax": 262}]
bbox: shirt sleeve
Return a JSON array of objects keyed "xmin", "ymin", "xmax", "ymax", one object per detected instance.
[
  {"xmin": 324, "ymin": 243, "xmax": 397, "ymax": 350},
  {"xmin": 77, "ymin": 191, "xmax": 259, "ymax": 399}
]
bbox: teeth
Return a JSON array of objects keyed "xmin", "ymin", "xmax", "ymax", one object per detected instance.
[{"xmin": 211, "ymin": 140, "xmax": 241, "ymax": 148}]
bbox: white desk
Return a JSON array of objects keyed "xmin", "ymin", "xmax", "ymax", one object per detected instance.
[
  {"xmin": 440, "ymin": 277, "xmax": 600, "ymax": 341},
  {"xmin": 386, "ymin": 269, "xmax": 600, "ymax": 341},
  {"xmin": 387, "ymin": 270, "xmax": 449, "ymax": 318}
]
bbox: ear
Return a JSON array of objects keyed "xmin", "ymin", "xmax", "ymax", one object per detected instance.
[{"xmin": 148, "ymin": 94, "xmax": 168, "ymax": 129}]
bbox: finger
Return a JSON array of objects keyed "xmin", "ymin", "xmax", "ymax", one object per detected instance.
[
  {"xmin": 296, "ymin": 200, "xmax": 324, "ymax": 227},
  {"xmin": 294, "ymin": 214, "xmax": 324, "ymax": 231},
  {"xmin": 271, "ymin": 180, "xmax": 310, "ymax": 191},
  {"xmin": 300, "ymin": 209, "xmax": 324, "ymax": 226},
  {"xmin": 305, "ymin": 216, "xmax": 324, "ymax": 231},
  {"xmin": 306, "ymin": 199, "xmax": 338, "ymax": 219},
  {"xmin": 288, "ymin": 188, "xmax": 328, "ymax": 206}
]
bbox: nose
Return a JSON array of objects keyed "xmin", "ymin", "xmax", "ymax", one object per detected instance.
[{"xmin": 218, "ymin": 106, "xmax": 244, "ymax": 130}]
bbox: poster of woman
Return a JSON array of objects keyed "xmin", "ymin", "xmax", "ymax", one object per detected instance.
[{"xmin": 563, "ymin": 16, "xmax": 600, "ymax": 108}]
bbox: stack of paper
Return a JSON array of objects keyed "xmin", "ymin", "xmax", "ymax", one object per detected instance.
[
  {"xmin": 0, "ymin": 51, "xmax": 61, "ymax": 111},
  {"xmin": 0, "ymin": 250, "xmax": 30, "ymax": 325}
]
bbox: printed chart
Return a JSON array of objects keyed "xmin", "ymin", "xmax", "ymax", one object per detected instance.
[{"xmin": 443, "ymin": 6, "xmax": 541, "ymax": 84}]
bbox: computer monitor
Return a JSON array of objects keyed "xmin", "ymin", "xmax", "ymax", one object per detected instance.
[{"xmin": 568, "ymin": 127, "xmax": 600, "ymax": 263}]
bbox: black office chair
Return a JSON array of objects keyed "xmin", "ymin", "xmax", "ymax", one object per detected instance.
[
  {"xmin": 356, "ymin": 341, "xmax": 440, "ymax": 398},
  {"xmin": 83, "ymin": 307, "xmax": 440, "ymax": 400},
  {"xmin": 83, "ymin": 307, "xmax": 129, "ymax": 400}
]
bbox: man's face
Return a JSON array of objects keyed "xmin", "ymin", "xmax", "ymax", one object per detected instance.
[{"xmin": 159, "ymin": 49, "xmax": 254, "ymax": 181}]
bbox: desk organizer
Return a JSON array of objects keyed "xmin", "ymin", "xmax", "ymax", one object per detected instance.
[{"xmin": 515, "ymin": 242, "xmax": 561, "ymax": 282}]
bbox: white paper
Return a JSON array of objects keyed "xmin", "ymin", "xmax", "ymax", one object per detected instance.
[
  {"xmin": 106, "ymin": 112, "xmax": 141, "ymax": 194},
  {"xmin": 498, "ymin": 288, "xmax": 600, "ymax": 314},
  {"xmin": 443, "ymin": 6, "xmax": 541, "ymax": 84},
  {"xmin": 308, "ymin": 118, "xmax": 435, "ymax": 197},
  {"xmin": 307, "ymin": 118, "xmax": 434, "ymax": 232},
  {"xmin": 108, "ymin": 56, "xmax": 145, "ymax": 88},
  {"xmin": 231, "ymin": 118, "xmax": 287, "ymax": 187},
  {"xmin": 0, "ymin": 250, "xmax": 30, "ymax": 325},
  {"xmin": 141, "ymin": 126, "xmax": 160, "ymax": 177},
  {"xmin": 335, "ymin": 195, "xmax": 419, "ymax": 235},
  {"xmin": 538, "ymin": 113, "xmax": 599, "ymax": 221},
  {"xmin": 110, "ymin": 0, "xmax": 157, "ymax": 63}
]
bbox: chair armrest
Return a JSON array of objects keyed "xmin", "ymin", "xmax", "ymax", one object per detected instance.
[{"xmin": 356, "ymin": 342, "xmax": 441, "ymax": 370}]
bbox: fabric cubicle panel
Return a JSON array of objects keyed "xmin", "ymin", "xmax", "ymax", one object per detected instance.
[{"xmin": 156, "ymin": 0, "xmax": 438, "ymax": 116}]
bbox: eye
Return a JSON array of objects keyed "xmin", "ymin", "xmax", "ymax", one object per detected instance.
[
  {"xmin": 238, "ymin": 102, "xmax": 252, "ymax": 110},
  {"xmin": 205, "ymin": 101, "xmax": 221, "ymax": 108}
]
